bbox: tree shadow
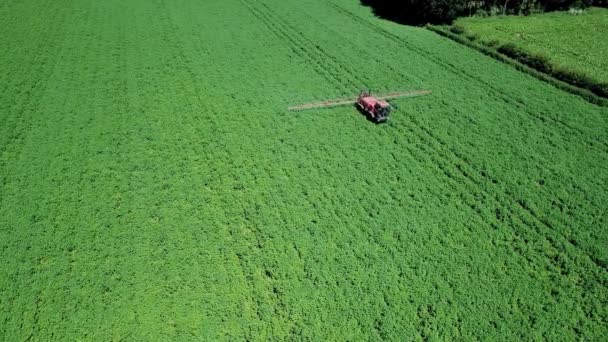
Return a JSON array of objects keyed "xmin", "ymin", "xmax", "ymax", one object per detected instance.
[{"xmin": 360, "ymin": 0, "xmax": 457, "ymax": 26}]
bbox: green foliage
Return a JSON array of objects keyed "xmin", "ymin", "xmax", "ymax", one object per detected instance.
[
  {"xmin": 486, "ymin": 39, "xmax": 501, "ymax": 47},
  {"xmin": 449, "ymin": 23, "xmax": 466, "ymax": 34},
  {"xmin": 497, "ymin": 43, "xmax": 553, "ymax": 73},
  {"xmin": 429, "ymin": 26, "xmax": 607, "ymax": 105},
  {"xmin": 362, "ymin": 0, "xmax": 606, "ymax": 24},
  {"xmin": 465, "ymin": 32, "xmax": 480, "ymax": 41},
  {"xmin": 456, "ymin": 7, "xmax": 608, "ymax": 97},
  {"xmin": 552, "ymin": 67, "xmax": 608, "ymax": 97},
  {"xmin": 1, "ymin": 0, "xmax": 607, "ymax": 340}
]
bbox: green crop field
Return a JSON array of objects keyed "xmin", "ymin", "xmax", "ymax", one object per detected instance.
[
  {"xmin": 456, "ymin": 7, "xmax": 608, "ymax": 84},
  {"xmin": 1, "ymin": 0, "xmax": 607, "ymax": 340}
]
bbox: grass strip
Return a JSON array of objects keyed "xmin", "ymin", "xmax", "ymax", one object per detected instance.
[{"xmin": 427, "ymin": 25, "xmax": 608, "ymax": 106}]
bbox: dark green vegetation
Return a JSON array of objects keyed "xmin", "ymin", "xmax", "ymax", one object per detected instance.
[
  {"xmin": 362, "ymin": 0, "xmax": 607, "ymax": 24},
  {"xmin": 423, "ymin": 36, "xmax": 604, "ymax": 108},
  {"xmin": 426, "ymin": 8, "xmax": 608, "ymax": 101},
  {"xmin": 454, "ymin": 7, "xmax": 608, "ymax": 97},
  {"xmin": 1, "ymin": 0, "xmax": 607, "ymax": 339}
]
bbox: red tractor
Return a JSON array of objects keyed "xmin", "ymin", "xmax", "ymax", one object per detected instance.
[
  {"xmin": 356, "ymin": 91, "xmax": 391, "ymax": 123},
  {"xmin": 288, "ymin": 89, "xmax": 431, "ymax": 123}
]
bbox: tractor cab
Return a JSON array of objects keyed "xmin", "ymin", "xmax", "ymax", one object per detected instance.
[
  {"xmin": 373, "ymin": 102, "xmax": 391, "ymax": 123},
  {"xmin": 357, "ymin": 91, "xmax": 391, "ymax": 123}
]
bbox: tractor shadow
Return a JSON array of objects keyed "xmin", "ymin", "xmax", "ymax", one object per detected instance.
[{"xmin": 354, "ymin": 104, "xmax": 385, "ymax": 124}]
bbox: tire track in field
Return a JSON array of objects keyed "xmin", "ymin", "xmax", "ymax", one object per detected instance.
[
  {"xmin": 327, "ymin": 2, "xmax": 608, "ymax": 155},
  {"xmin": 272, "ymin": 1, "xmax": 425, "ymax": 92},
  {"xmin": 258, "ymin": 0, "xmax": 371, "ymax": 88},
  {"xmin": 397, "ymin": 94, "xmax": 604, "ymax": 233},
  {"xmin": 154, "ymin": 1, "xmax": 271, "ymax": 328},
  {"xmin": 0, "ymin": 2, "xmax": 71, "ymax": 132},
  {"xmin": 241, "ymin": 0, "xmax": 349, "ymax": 93},
  {"xmin": 399, "ymin": 62, "xmax": 608, "ymax": 274},
  {"xmin": 1, "ymin": 4, "xmax": 76, "ymax": 336},
  {"xmin": 390, "ymin": 112, "xmax": 576, "ymax": 272},
  {"xmin": 170, "ymin": 0, "xmax": 294, "ymax": 282},
  {"xmin": 388, "ymin": 118, "xmax": 608, "ymax": 296},
  {"xmin": 410, "ymin": 115, "xmax": 604, "ymax": 231},
  {"xmin": 249, "ymin": 0, "xmax": 417, "ymax": 109},
  {"xmin": 323, "ymin": 1, "xmax": 607, "ymax": 273},
  {"xmin": 158, "ymin": 1, "xmax": 295, "ymax": 328},
  {"xmin": 156, "ymin": 0, "xmax": 224, "ymax": 134},
  {"xmin": 407, "ymin": 119, "xmax": 607, "ymax": 274},
  {"xmin": 241, "ymin": 0, "xmax": 369, "ymax": 94},
  {"xmin": 0, "ymin": 5, "xmax": 71, "ymax": 205},
  {"xmin": 160, "ymin": 5, "xmax": 280, "ymax": 333},
  {"xmin": 378, "ymin": 120, "xmax": 592, "ymax": 307}
]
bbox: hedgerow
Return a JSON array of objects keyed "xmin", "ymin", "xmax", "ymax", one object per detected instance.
[
  {"xmin": 428, "ymin": 25, "xmax": 608, "ymax": 104},
  {"xmin": 362, "ymin": 0, "xmax": 607, "ymax": 24},
  {"xmin": 497, "ymin": 43, "xmax": 608, "ymax": 97},
  {"xmin": 452, "ymin": 8, "xmax": 608, "ymax": 98}
]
